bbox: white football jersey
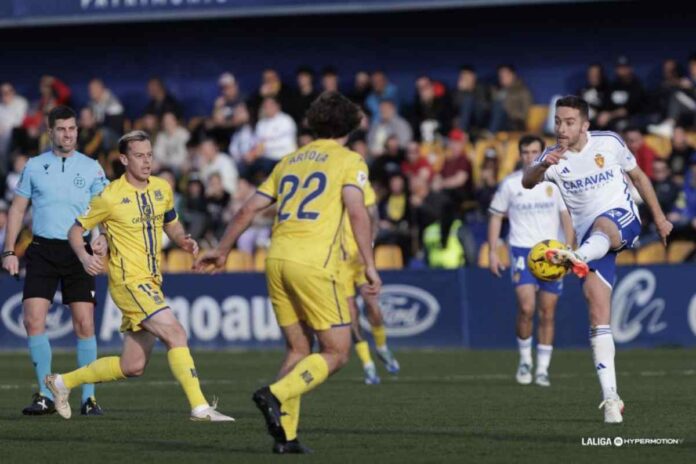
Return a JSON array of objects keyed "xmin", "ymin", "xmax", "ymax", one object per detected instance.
[
  {"xmin": 534, "ymin": 131, "xmax": 640, "ymax": 240},
  {"xmin": 489, "ymin": 170, "xmax": 567, "ymax": 248}
]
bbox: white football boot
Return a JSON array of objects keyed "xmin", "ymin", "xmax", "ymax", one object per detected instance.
[
  {"xmin": 515, "ymin": 363, "xmax": 533, "ymax": 385},
  {"xmin": 598, "ymin": 398, "xmax": 624, "ymax": 424},
  {"xmin": 45, "ymin": 374, "xmax": 72, "ymax": 419},
  {"xmin": 190, "ymin": 397, "xmax": 235, "ymax": 422},
  {"xmin": 534, "ymin": 371, "xmax": 551, "ymax": 387}
]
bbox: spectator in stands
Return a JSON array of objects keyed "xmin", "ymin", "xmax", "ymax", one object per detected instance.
[
  {"xmin": 153, "ymin": 111, "xmax": 190, "ymax": 173},
  {"xmin": 367, "ymin": 99, "xmax": 412, "ymax": 156},
  {"xmin": 412, "ymin": 76, "xmax": 451, "ymax": 142},
  {"xmin": 320, "ymin": 66, "xmax": 339, "ymax": 93},
  {"xmin": 667, "ymin": 153, "xmax": 696, "ymax": 242},
  {"xmin": 252, "ymin": 96, "xmax": 297, "ymax": 173},
  {"xmin": 640, "ymin": 158, "xmax": 679, "ymax": 232},
  {"xmin": 651, "ymin": 58, "xmax": 684, "ymax": 123},
  {"xmin": 668, "ymin": 125, "xmax": 695, "ymax": 184},
  {"xmin": 624, "ymin": 126, "xmax": 656, "ymax": 179},
  {"xmin": 227, "ymin": 102, "xmax": 256, "ymax": 166},
  {"xmin": 376, "ymin": 172, "xmax": 412, "ymax": 263},
  {"xmin": 197, "ymin": 138, "xmax": 238, "ymax": 196},
  {"xmin": 204, "ymin": 172, "xmax": 233, "ymax": 242},
  {"xmin": 401, "ymin": 141, "xmax": 433, "ymax": 183},
  {"xmin": 248, "ymin": 68, "xmax": 294, "ymax": 121},
  {"xmin": 145, "ymin": 77, "xmax": 182, "ymax": 120},
  {"xmin": 290, "ymin": 66, "xmax": 319, "ymax": 124},
  {"xmin": 596, "ymin": 56, "xmax": 646, "ymax": 132},
  {"xmin": 21, "ymin": 76, "xmax": 72, "ymax": 154},
  {"xmin": 488, "ymin": 64, "xmax": 533, "ymax": 133},
  {"xmin": 87, "ymin": 78, "xmax": 124, "ymax": 136},
  {"xmin": 476, "ymin": 147, "xmax": 500, "ymax": 213},
  {"xmin": 350, "ymin": 70, "xmax": 371, "ymax": 108},
  {"xmin": 578, "ymin": 63, "xmax": 610, "ymax": 128},
  {"xmin": 4, "ymin": 153, "xmax": 27, "ymax": 202},
  {"xmin": 409, "ymin": 175, "xmax": 448, "ymax": 244},
  {"xmin": 77, "ymin": 107, "xmax": 104, "ymax": 161},
  {"xmin": 648, "ymin": 53, "xmax": 696, "ymax": 138},
  {"xmin": 365, "ymin": 70, "xmax": 399, "ymax": 119},
  {"xmin": 205, "ymin": 72, "xmax": 244, "ymax": 145},
  {"xmin": 370, "ymin": 134, "xmax": 405, "ymax": 190},
  {"xmin": 234, "ymin": 180, "xmax": 273, "ymax": 256},
  {"xmin": 0, "ymin": 82, "xmax": 28, "ymax": 169},
  {"xmin": 157, "ymin": 168, "xmax": 184, "ymax": 217},
  {"xmin": 181, "ymin": 174, "xmax": 208, "ymax": 240},
  {"xmin": 432, "ymin": 128, "xmax": 473, "ymax": 206},
  {"xmin": 453, "ymin": 65, "xmax": 490, "ymax": 134}
]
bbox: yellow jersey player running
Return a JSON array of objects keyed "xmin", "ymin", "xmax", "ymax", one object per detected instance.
[
  {"xmin": 196, "ymin": 92, "xmax": 380, "ymax": 454},
  {"xmin": 341, "ymin": 180, "xmax": 400, "ymax": 384},
  {"xmin": 45, "ymin": 131, "xmax": 233, "ymax": 422}
]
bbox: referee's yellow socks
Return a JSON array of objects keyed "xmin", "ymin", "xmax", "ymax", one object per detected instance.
[
  {"xmin": 168, "ymin": 347, "xmax": 208, "ymax": 410},
  {"xmin": 355, "ymin": 341, "xmax": 374, "ymax": 367},
  {"xmin": 372, "ymin": 325, "xmax": 387, "ymax": 349},
  {"xmin": 270, "ymin": 354, "xmax": 329, "ymax": 402},
  {"xmin": 63, "ymin": 356, "xmax": 125, "ymax": 389},
  {"xmin": 280, "ymin": 396, "xmax": 301, "ymax": 441}
]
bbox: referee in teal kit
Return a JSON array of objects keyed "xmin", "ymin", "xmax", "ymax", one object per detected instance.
[{"xmin": 1, "ymin": 106, "xmax": 109, "ymax": 416}]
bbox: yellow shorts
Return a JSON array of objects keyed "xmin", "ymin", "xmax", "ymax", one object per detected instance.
[
  {"xmin": 110, "ymin": 279, "xmax": 169, "ymax": 332},
  {"xmin": 341, "ymin": 254, "xmax": 368, "ymax": 298},
  {"xmin": 266, "ymin": 258, "xmax": 351, "ymax": 331}
]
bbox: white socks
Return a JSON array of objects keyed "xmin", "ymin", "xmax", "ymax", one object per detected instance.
[
  {"xmin": 536, "ymin": 344, "xmax": 553, "ymax": 374},
  {"xmin": 517, "ymin": 337, "xmax": 533, "ymax": 366},
  {"xmin": 590, "ymin": 325, "xmax": 619, "ymax": 400},
  {"xmin": 576, "ymin": 231, "xmax": 611, "ymax": 263}
]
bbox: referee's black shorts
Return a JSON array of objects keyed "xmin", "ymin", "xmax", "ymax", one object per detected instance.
[{"xmin": 23, "ymin": 236, "xmax": 96, "ymax": 305}]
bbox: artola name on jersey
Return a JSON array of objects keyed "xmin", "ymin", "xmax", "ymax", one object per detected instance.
[{"xmin": 562, "ymin": 168, "xmax": 616, "ymax": 192}]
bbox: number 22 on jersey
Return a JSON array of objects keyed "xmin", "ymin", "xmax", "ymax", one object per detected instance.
[{"xmin": 277, "ymin": 172, "xmax": 327, "ymax": 222}]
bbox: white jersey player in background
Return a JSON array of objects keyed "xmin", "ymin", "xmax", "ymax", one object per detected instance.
[
  {"xmin": 523, "ymin": 96, "xmax": 672, "ymax": 423},
  {"xmin": 488, "ymin": 135, "xmax": 574, "ymax": 387}
]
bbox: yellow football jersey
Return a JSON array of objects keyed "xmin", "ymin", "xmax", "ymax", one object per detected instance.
[
  {"xmin": 76, "ymin": 175, "xmax": 177, "ymax": 287},
  {"xmin": 257, "ymin": 139, "xmax": 369, "ymax": 272},
  {"xmin": 340, "ymin": 181, "xmax": 376, "ymax": 260}
]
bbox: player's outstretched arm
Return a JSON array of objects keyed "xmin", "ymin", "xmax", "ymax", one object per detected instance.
[
  {"xmin": 522, "ymin": 146, "xmax": 566, "ymax": 189},
  {"xmin": 487, "ymin": 213, "xmax": 506, "ymax": 277},
  {"xmin": 1, "ymin": 195, "xmax": 29, "ymax": 276},
  {"xmin": 627, "ymin": 167, "xmax": 673, "ymax": 245},
  {"xmin": 164, "ymin": 220, "xmax": 198, "ymax": 256},
  {"xmin": 68, "ymin": 223, "xmax": 104, "ymax": 276},
  {"xmin": 193, "ymin": 192, "xmax": 274, "ymax": 272},
  {"xmin": 344, "ymin": 186, "xmax": 382, "ymax": 295}
]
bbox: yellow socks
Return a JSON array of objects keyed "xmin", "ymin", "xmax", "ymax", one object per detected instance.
[
  {"xmin": 270, "ymin": 353, "xmax": 329, "ymax": 402},
  {"xmin": 63, "ymin": 356, "xmax": 126, "ymax": 389},
  {"xmin": 280, "ymin": 396, "xmax": 301, "ymax": 441},
  {"xmin": 168, "ymin": 347, "xmax": 208, "ymax": 410},
  {"xmin": 355, "ymin": 341, "xmax": 374, "ymax": 367},
  {"xmin": 372, "ymin": 325, "xmax": 387, "ymax": 349}
]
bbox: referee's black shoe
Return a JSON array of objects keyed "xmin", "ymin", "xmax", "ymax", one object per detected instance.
[
  {"xmin": 22, "ymin": 393, "xmax": 56, "ymax": 416},
  {"xmin": 252, "ymin": 386, "xmax": 287, "ymax": 443},
  {"xmin": 273, "ymin": 439, "xmax": 313, "ymax": 454},
  {"xmin": 81, "ymin": 397, "xmax": 104, "ymax": 416}
]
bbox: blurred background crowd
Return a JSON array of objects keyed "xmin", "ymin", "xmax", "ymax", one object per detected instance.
[{"xmin": 2, "ymin": 52, "xmax": 696, "ymax": 269}]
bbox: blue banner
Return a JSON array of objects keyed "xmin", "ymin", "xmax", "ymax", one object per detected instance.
[
  {"xmin": 0, "ymin": 265, "xmax": 694, "ymax": 350},
  {"xmin": 0, "ymin": 0, "xmax": 584, "ymax": 28},
  {"xmin": 0, "ymin": 270, "xmax": 465, "ymax": 350}
]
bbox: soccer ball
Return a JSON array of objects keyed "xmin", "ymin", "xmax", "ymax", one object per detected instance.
[{"xmin": 527, "ymin": 239, "xmax": 569, "ymax": 281}]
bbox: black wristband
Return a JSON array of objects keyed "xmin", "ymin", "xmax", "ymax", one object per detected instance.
[{"xmin": 2, "ymin": 251, "xmax": 15, "ymax": 258}]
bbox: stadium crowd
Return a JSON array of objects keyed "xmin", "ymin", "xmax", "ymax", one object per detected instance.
[{"xmin": 1, "ymin": 53, "xmax": 696, "ymax": 269}]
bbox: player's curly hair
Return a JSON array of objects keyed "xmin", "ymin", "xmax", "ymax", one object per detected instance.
[
  {"xmin": 306, "ymin": 91, "xmax": 361, "ymax": 139},
  {"xmin": 555, "ymin": 95, "xmax": 590, "ymax": 120}
]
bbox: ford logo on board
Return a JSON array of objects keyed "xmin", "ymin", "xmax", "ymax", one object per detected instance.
[
  {"xmin": 1, "ymin": 292, "xmax": 74, "ymax": 339},
  {"xmin": 358, "ymin": 284, "xmax": 440, "ymax": 337}
]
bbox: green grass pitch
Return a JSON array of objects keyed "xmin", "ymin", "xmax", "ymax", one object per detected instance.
[{"xmin": 0, "ymin": 349, "xmax": 694, "ymax": 463}]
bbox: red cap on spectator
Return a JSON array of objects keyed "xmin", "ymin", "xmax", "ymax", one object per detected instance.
[{"xmin": 448, "ymin": 128, "xmax": 466, "ymax": 141}]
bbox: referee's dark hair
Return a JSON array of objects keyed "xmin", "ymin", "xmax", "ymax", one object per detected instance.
[
  {"xmin": 47, "ymin": 105, "xmax": 77, "ymax": 128},
  {"xmin": 118, "ymin": 130, "xmax": 151, "ymax": 155},
  {"xmin": 518, "ymin": 134, "xmax": 546, "ymax": 153},
  {"xmin": 306, "ymin": 91, "xmax": 361, "ymax": 139}
]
